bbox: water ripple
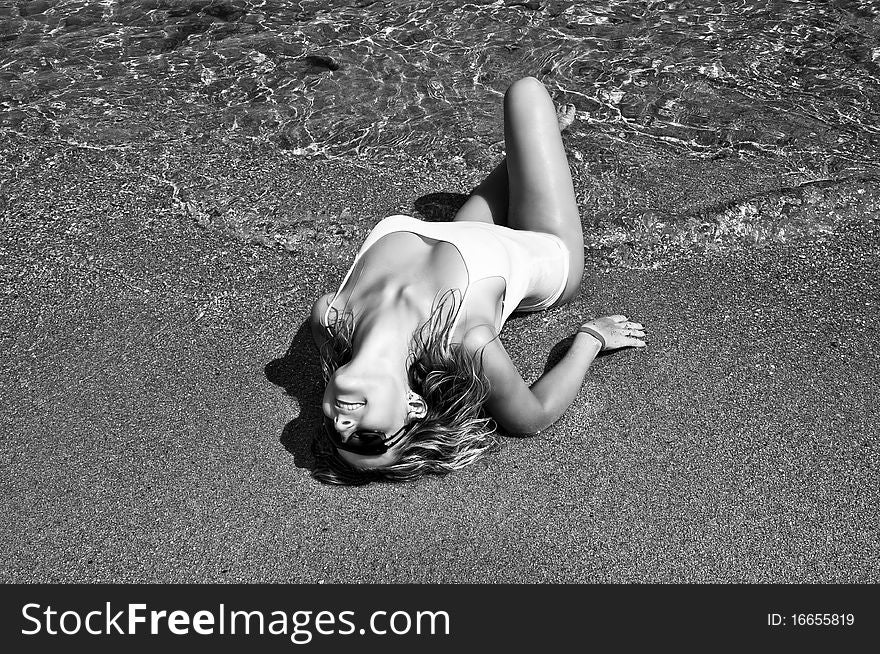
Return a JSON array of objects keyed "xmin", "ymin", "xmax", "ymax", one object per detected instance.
[{"xmin": 1, "ymin": 1, "xmax": 878, "ymax": 182}]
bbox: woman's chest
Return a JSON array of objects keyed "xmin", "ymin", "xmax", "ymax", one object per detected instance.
[{"xmin": 338, "ymin": 232, "xmax": 506, "ymax": 334}]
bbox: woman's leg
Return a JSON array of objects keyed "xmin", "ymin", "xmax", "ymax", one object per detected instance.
[
  {"xmin": 454, "ymin": 77, "xmax": 583, "ymax": 302},
  {"xmin": 452, "ymin": 160, "xmax": 508, "ymax": 225},
  {"xmin": 501, "ymin": 76, "xmax": 583, "ymax": 302}
]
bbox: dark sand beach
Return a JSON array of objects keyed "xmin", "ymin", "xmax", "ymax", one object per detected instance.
[{"xmin": 3, "ymin": 136, "xmax": 877, "ymax": 583}]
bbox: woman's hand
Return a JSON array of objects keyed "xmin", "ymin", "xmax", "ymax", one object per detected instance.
[{"xmin": 578, "ymin": 314, "xmax": 647, "ymax": 351}]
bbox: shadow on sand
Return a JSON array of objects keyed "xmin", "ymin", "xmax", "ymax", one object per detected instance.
[
  {"xmin": 265, "ymin": 318, "xmax": 323, "ymax": 472},
  {"xmin": 414, "ymin": 192, "xmax": 468, "ymax": 222}
]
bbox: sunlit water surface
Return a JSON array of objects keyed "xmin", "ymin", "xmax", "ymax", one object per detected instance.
[{"xmin": 3, "ymin": 1, "xmax": 879, "ymax": 261}]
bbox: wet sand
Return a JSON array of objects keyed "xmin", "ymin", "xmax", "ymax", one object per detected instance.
[{"xmin": 2, "ymin": 138, "xmax": 878, "ymax": 583}]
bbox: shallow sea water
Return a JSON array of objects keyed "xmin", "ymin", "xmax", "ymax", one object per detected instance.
[{"xmin": 2, "ymin": 0, "xmax": 879, "ymax": 263}]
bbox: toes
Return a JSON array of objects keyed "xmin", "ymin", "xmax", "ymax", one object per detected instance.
[{"xmin": 556, "ymin": 103, "xmax": 577, "ymax": 131}]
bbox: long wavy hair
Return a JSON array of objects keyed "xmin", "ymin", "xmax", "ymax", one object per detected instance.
[{"xmin": 313, "ymin": 289, "xmax": 500, "ymax": 485}]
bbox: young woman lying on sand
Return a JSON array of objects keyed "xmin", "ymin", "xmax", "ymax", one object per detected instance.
[{"xmin": 310, "ymin": 76, "xmax": 647, "ymax": 484}]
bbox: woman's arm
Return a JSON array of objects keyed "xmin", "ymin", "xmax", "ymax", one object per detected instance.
[
  {"xmin": 523, "ymin": 331, "xmax": 603, "ymax": 428},
  {"xmin": 463, "ymin": 316, "xmax": 646, "ymax": 435}
]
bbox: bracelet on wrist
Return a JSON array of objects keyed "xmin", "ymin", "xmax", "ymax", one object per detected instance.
[{"xmin": 578, "ymin": 326, "xmax": 606, "ymax": 350}]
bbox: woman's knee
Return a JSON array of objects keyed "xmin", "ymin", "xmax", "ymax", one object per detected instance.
[
  {"xmin": 562, "ymin": 250, "xmax": 585, "ymax": 304},
  {"xmin": 504, "ymin": 76, "xmax": 548, "ymax": 108},
  {"xmin": 506, "ymin": 76, "xmax": 545, "ymax": 96}
]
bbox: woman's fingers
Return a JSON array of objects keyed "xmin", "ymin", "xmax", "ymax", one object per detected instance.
[{"xmin": 582, "ymin": 315, "xmax": 648, "ymax": 350}]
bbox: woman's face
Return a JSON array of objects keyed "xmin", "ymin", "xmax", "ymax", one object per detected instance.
[{"xmin": 322, "ymin": 362, "xmax": 411, "ymax": 469}]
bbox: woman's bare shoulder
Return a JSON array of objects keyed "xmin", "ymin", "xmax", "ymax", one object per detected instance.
[
  {"xmin": 310, "ymin": 292, "xmax": 335, "ymax": 347},
  {"xmin": 311, "ymin": 292, "xmax": 335, "ymax": 323},
  {"xmin": 459, "ymin": 323, "xmax": 500, "ymax": 355},
  {"xmin": 459, "ymin": 324, "xmax": 512, "ymax": 377}
]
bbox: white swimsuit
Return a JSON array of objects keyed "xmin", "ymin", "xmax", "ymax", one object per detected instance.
[{"xmin": 324, "ymin": 215, "xmax": 570, "ymax": 339}]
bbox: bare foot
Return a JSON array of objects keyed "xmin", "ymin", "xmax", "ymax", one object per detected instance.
[{"xmin": 556, "ymin": 103, "xmax": 576, "ymax": 132}]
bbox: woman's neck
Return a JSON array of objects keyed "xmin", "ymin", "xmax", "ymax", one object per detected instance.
[{"xmin": 349, "ymin": 293, "xmax": 424, "ymax": 369}]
